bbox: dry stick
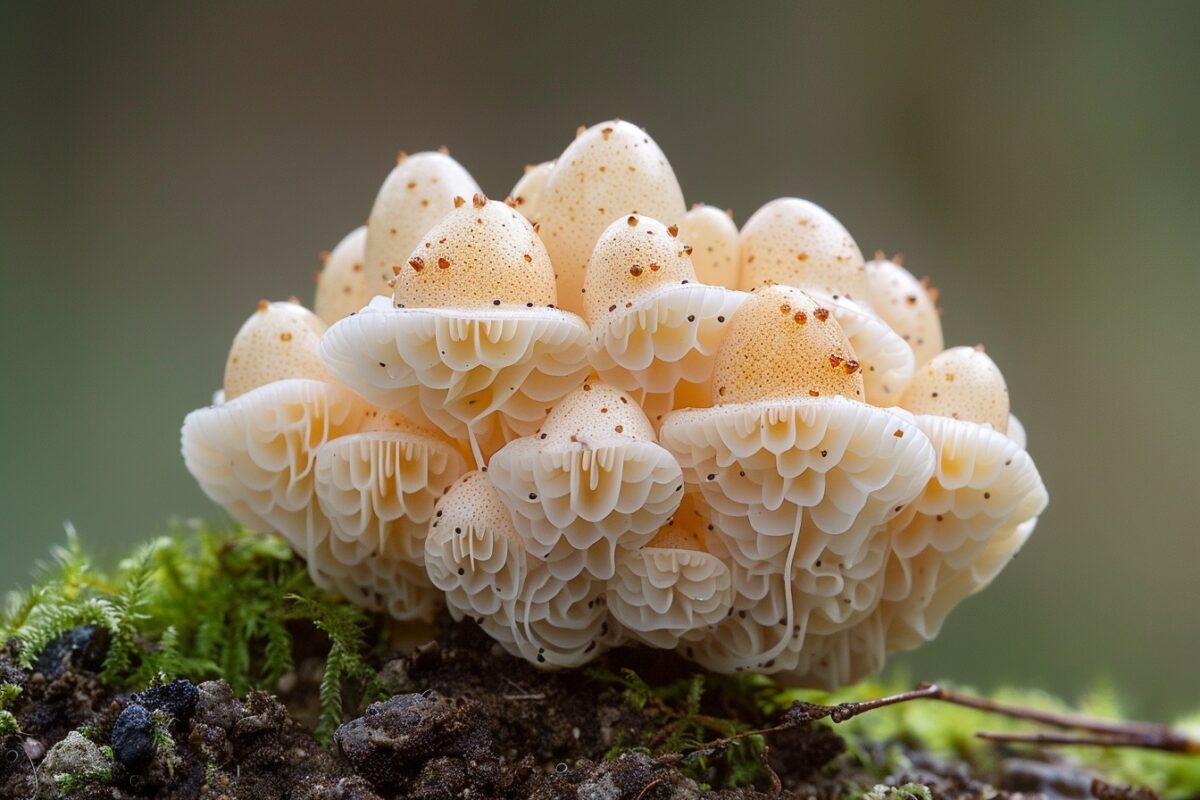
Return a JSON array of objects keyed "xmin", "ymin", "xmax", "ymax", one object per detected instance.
[{"xmin": 793, "ymin": 682, "xmax": 1200, "ymax": 754}]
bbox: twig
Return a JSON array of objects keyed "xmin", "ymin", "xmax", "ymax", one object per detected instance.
[
  {"xmin": 634, "ymin": 777, "xmax": 663, "ymax": 800},
  {"xmin": 979, "ymin": 730, "xmax": 1200, "ymax": 753}
]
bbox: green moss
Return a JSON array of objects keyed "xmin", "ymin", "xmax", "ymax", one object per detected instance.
[
  {"xmin": 0, "ymin": 681, "xmax": 20, "ymax": 735},
  {"xmin": 0, "ymin": 520, "xmax": 382, "ymax": 742}
]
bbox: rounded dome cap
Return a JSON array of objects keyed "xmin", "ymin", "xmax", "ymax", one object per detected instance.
[
  {"xmin": 537, "ymin": 120, "xmax": 687, "ymax": 316},
  {"xmin": 822, "ymin": 296, "xmax": 915, "ymax": 406},
  {"xmin": 509, "ymin": 160, "xmax": 554, "ymax": 222},
  {"xmin": 737, "ymin": 198, "xmax": 867, "ymax": 304},
  {"xmin": 900, "ymin": 346, "xmax": 1009, "ymax": 432},
  {"xmin": 864, "ymin": 255, "xmax": 944, "ymax": 368},
  {"xmin": 606, "ymin": 494, "xmax": 733, "ymax": 649},
  {"xmin": 314, "ymin": 226, "xmax": 371, "ymax": 325},
  {"xmin": 365, "ymin": 150, "xmax": 481, "ymax": 290},
  {"xmin": 710, "ymin": 285, "xmax": 864, "ymax": 404},
  {"xmin": 314, "ymin": 408, "xmax": 468, "ymax": 621},
  {"xmin": 682, "ymin": 205, "xmax": 739, "ymax": 288},
  {"xmin": 487, "ymin": 381, "xmax": 684, "ymax": 580},
  {"xmin": 392, "ymin": 196, "xmax": 558, "ymax": 309},
  {"xmin": 223, "ymin": 300, "xmax": 332, "ymax": 401}
]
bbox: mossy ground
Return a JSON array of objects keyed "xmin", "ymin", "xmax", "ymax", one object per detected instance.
[{"xmin": 0, "ymin": 523, "xmax": 1195, "ymax": 799}]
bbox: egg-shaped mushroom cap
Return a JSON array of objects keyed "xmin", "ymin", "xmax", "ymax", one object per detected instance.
[
  {"xmin": 864, "ymin": 255, "xmax": 944, "ymax": 368},
  {"xmin": 364, "ymin": 150, "xmax": 481, "ymax": 290},
  {"xmin": 488, "ymin": 381, "xmax": 684, "ymax": 581},
  {"xmin": 606, "ymin": 494, "xmax": 733, "ymax": 649},
  {"xmin": 509, "ymin": 160, "xmax": 554, "ymax": 222},
  {"xmin": 424, "ymin": 471, "xmax": 529, "ymax": 619},
  {"xmin": 313, "ymin": 409, "xmax": 468, "ymax": 622},
  {"xmin": 584, "ymin": 215, "xmax": 747, "ymax": 422},
  {"xmin": 737, "ymin": 198, "xmax": 867, "ymax": 304},
  {"xmin": 223, "ymin": 300, "xmax": 332, "ymax": 401},
  {"xmin": 709, "ymin": 285, "xmax": 864, "ymax": 405},
  {"xmin": 182, "ymin": 378, "xmax": 369, "ymax": 555},
  {"xmin": 314, "ymin": 226, "xmax": 371, "ymax": 325},
  {"xmin": 537, "ymin": 120, "xmax": 687, "ymax": 316},
  {"xmin": 392, "ymin": 196, "xmax": 558, "ymax": 309},
  {"xmin": 900, "ymin": 346, "xmax": 1010, "ymax": 432},
  {"xmin": 682, "ymin": 205, "xmax": 740, "ymax": 288}
]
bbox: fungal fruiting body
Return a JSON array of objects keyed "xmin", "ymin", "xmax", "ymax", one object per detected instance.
[
  {"xmin": 319, "ymin": 196, "xmax": 591, "ymax": 466},
  {"xmin": 182, "ymin": 118, "xmax": 1047, "ymax": 687},
  {"xmin": 660, "ymin": 286, "xmax": 936, "ymax": 684},
  {"xmin": 583, "ymin": 214, "xmax": 745, "ymax": 424}
]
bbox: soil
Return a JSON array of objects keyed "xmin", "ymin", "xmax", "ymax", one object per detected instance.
[{"xmin": 0, "ymin": 618, "xmax": 1157, "ymax": 800}]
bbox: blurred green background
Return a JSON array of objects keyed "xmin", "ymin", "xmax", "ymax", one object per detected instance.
[{"xmin": 2, "ymin": 2, "xmax": 1197, "ymax": 715}]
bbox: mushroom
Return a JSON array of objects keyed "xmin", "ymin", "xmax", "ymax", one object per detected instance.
[
  {"xmin": 320, "ymin": 195, "xmax": 591, "ymax": 466},
  {"xmin": 313, "ymin": 226, "xmax": 370, "ymax": 325},
  {"xmin": 883, "ymin": 346, "xmax": 1048, "ymax": 645},
  {"xmin": 424, "ymin": 471, "xmax": 610, "ymax": 668},
  {"xmin": 681, "ymin": 204, "xmax": 739, "ymax": 288},
  {"xmin": 182, "ymin": 301, "xmax": 368, "ymax": 571},
  {"xmin": 313, "ymin": 408, "xmax": 469, "ymax": 621},
  {"xmin": 487, "ymin": 380, "xmax": 684, "ymax": 581},
  {"xmin": 508, "ymin": 160, "xmax": 554, "ymax": 223},
  {"xmin": 606, "ymin": 493, "xmax": 733, "ymax": 649},
  {"xmin": 364, "ymin": 150, "xmax": 481, "ymax": 291},
  {"xmin": 737, "ymin": 199, "xmax": 914, "ymax": 405},
  {"xmin": 659, "ymin": 285, "xmax": 935, "ymax": 675},
  {"xmin": 536, "ymin": 120, "xmax": 687, "ymax": 316},
  {"xmin": 583, "ymin": 213, "xmax": 746, "ymax": 424},
  {"xmin": 863, "ymin": 253, "xmax": 944, "ymax": 368}
]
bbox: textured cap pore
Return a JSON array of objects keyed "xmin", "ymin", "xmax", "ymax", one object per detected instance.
[{"xmin": 710, "ymin": 286, "xmax": 864, "ymax": 404}]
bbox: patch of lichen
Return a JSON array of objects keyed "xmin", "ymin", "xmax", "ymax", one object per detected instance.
[{"xmin": 0, "ymin": 521, "xmax": 383, "ymax": 742}]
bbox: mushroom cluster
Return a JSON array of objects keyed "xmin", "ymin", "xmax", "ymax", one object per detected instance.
[{"xmin": 182, "ymin": 119, "xmax": 1047, "ymax": 688}]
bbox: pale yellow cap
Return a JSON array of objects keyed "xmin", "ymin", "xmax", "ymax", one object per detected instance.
[
  {"xmin": 899, "ymin": 346, "xmax": 1009, "ymax": 431},
  {"xmin": 509, "ymin": 160, "xmax": 554, "ymax": 222},
  {"xmin": 582, "ymin": 214, "xmax": 697, "ymax": 326},
  {"xmin": 223, "ymin": 300, "xmax": 331, "ymax": 400},
  {"xmin": 738, "ymin": 198, "xmax": 867, "ymax": 304},
  {"xmin": 391, "ymin": 196, "xmax": 558, "ymax": 308},
  {"xmin": 864, "ymin": 255, "xmax": 944, "ymax": 367},
  {"xmin": 710, "ymin": 285, "xmax": 864, "ymax": 404},
  {"xmin": 314, "ymin": 226, "xmax": 370, "ymax": 324},
  {"xmin": 539, "ymin": 380, "xmax": 656, "ymax": 443},
  {"xmin": 537, "ymin": 120, "xmax": 687, "ymax": 316},
  {"xmin": 365, "ymin": 150, "xmax": 481, "ymax": 290},
  {"xmin": 682, "ymin": 205, "xmax": 739, "ymax": 288}
]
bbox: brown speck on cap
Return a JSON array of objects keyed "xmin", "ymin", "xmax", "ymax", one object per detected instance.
[
  {"xmin": 844, "ymin": 359, "xmax": 860, "ymax": 375},
  {"xmin": 437, "ymin": 145, "xmax": 450, "ymax": 155},
  {"xmin": 793, "ymin": 311, "xmax": 807, "ymax": 324},
  {"xmin": 667, "ymin": 224, "xmax": 679, "ymax": 238},
  {"xmin": 472, "ymin": 192, "xmax": 488, "ymax": 209},
  {"xmin": 614, "ymin": 424, "xmax": 623, "ymax": 433},
  {"xmin": 392, "ymin": 264, "xmax": 403, "ymax": 276},
  {"xmin": 409, "ymin": 256, "xmax": 425, "ymax": 272},
  {"xmin": 808, "ymin": 390, "xmax": 820, "ymax": 397},
  {"xmin": 576, "ymin": 125, "xmax": 586, "ymax": 136},
  {"xmin": 893, "ymin": 429, "xmax": 904, "ymax": 438},
  {"xmin": 629, "ymin": 265, "xmax": 643, "ymax": 277},
  {"xmin": 504, "ymin": 196, "xmax": 518, "ymax": 208},
  {"xmin": 279, "ymin": 332, "xmax": 292, "ymax": 342},
  {"xmin": 453, "ymin": 196, "xmax": 466, "ymax": 208},
  {"xmin": 318, "ymin": 250, "xmax": 331, "ymax": 264},
  {"xmin": 438, "ymin": 257, "xmax": 450, "ymax": 269},
  {"xmin": 649, "ymin": 262, "xmax": 660, "ymax": 271},
  {"xmin": 829, "ymin": 354, "xmax": 843, "ymax": 368},
  {"xmin": 256, "ymin": 299, "xmax": 270, "ymax": 313},
  {"xmin": 814, "ymin": 308, "xmax": 830, "ymax": 322},
  {"xmin": 627, "ymin": 215, "xmax": 638, "ymax": 227},
  {"xmin": 601, "ymin": 126, "xmax": 613, "ymax": 140},
  {"xmin": 396, "ymin": 149, "xmax": 408, "ymax": 163}
]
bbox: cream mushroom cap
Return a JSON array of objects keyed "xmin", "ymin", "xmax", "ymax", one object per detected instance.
[
  {"xmin": 710, "ymin": 285, "xmax": 864, "ymax": 404},
  {"xmin": 313, "ymin": 408, "xmax": 468, "ymax": 621},
  {"xmin": 391, "ymin": 195, "xmax": 558, "ymax": 308},
  {"xmin": 900, "ymin": 346, "xmax": 1010, "ymax": 432},
  {"xmin": 737, "ymin": 198, "xmax": 868, "ymax": 304},
  {"xmin": 365, "ymin": 150, "xmax": 481, "ymax": 290},
  {"xmin": 314, "ymin": 226, "xmax": 370, "ymax": 325},
  {"xmin": 682, "ymin": 205, "xmax": 739, "ymax": 288},
  {"xmin": 487, "ymin": 380, "xmax": 684, "ymax": 581},
  {"xmin": 864, "ymin": 255, "xmax": 944, "ymax": 368},
  {"xmin": 509, "ymin": 160, "xmax": 554, "ymax": 223},
  {"xmin": 537, "ymin": 120, "xmax": 687, "ymax": 316},
  {"xmin": 320, "ymin": 196, "xmax": 591, "ymax": 466},
  {"xmin": 223, "ymin": 300, "xmax": 332, "ymax": 401},
  {"xmin": 606, "ymin": 493, "xmax": 734, "ymax": 650},
  {"xmin": 583, "ymin": 214, "xmax": 746, "ymax": 421}
]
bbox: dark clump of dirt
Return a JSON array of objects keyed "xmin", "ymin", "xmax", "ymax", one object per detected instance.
[{"xmin": 0, "ymin": 621, "xmax": 1153, "ymax": 800}]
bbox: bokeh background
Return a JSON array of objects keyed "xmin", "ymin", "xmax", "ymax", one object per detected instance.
[{"xmin": 3, "ymin": 1, "xmax": 1197, "ymax": 715}]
